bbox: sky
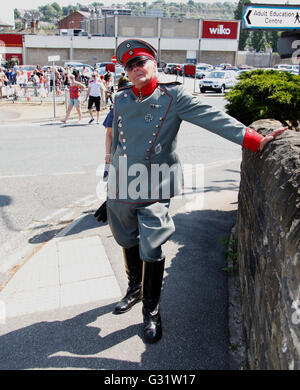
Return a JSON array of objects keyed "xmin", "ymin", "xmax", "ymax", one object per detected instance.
[{"xmin": 6, "ymin": 0, "xmax": 300, "ymax": 11}]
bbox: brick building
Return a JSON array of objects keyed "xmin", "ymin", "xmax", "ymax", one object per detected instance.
[{"xmin": 58, "ymin": 11, "xmax": 90, "ymax": 30}]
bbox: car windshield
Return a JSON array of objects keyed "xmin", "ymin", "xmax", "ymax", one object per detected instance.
[
  {"xmin": 207, "ymin": 72, "xmax": 225, "ymax": 78},
  {"xmin": 22, "ymin": 66, "xmax": 35, "ymax": 70}
]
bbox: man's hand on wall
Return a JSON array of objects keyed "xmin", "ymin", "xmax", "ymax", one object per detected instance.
[{"xmin": 259, "ymin": 127, "xmax": 289, "ymax": 152}]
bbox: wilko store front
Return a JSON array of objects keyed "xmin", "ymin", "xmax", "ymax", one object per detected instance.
[
  {"xmin": 199, "ymin": 20, "xmax": 240, "ymax": 66},
  {"xmin": 0, "ymin": 34, "xmax": 23, "ymax": 65}
]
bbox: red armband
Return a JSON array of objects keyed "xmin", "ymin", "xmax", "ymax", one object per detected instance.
[{"xmin": 242, "ymin": 127, "xmax": 264, "ymax": 153}]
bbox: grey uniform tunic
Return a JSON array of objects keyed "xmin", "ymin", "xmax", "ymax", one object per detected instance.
[{"xmin": 106, "ymin": 81, "xmax": 247, "ymax": 261}]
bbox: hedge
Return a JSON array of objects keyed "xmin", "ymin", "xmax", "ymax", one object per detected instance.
[{"xmin": 225, "ymin": 69, "xmax": 300, "ymax": 130}]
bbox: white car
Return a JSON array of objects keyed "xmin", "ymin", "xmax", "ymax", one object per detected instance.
[
  {"xmin": 95, "ymin": 62, "xmax": 124, "ymax": 80},
  {"xmin": 199, "ymin": 70, "xmax": 237, "ymax": 93},
  {"xmin": 70, "ymin": 64, "xmax": 94, "ymax": 78},
  {"xmin": 163, "ymin": 63, "xmax": 179, "ymax": 74},
  {"xmin": 195, "ymin": 63, "xmax": 213, "ymax": 79}
]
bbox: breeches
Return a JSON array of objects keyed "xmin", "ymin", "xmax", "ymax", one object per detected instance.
[{"xmin": 107, "ymin": 199, "xmax": 175, "ymax": 262}]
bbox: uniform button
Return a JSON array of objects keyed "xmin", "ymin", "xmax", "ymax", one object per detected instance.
[
  {"xmin": 118, "ymin": 123, "xmax": 122, "ymax": 128},
  {"xmin": 145, "ymin": 157, "xmax": 149, "ymax": 160},
  {"xmin": 161, "ymin": 92, "xmax": 165, "ymax": 95},
  {"xmin": 149, "ymin": 140, "xmax": 152, "ymax": 144},
  {"xmin": 152, "ymin": 133, "xmax": 156, "ymax": 136},
  {"xmin": 146, "ymin": 148, "xmax": 150, "ymax": 152},
  {"xmin": 122, "ymin": 138, "xmax": 126, "ymax": 142},
  {"xmin": 120, "ymin": 131, "xmax": 124, "ymax": 135},
  {"xmin": 118, "ymin": 116, "xmax": 122, "ymax": 120},
  {"xmin": 123, "ymin": 153, "xmax": 127, "ymax": 157},
  {"xmin": 160, "ymin": 117, "xmax": 163, "ymax": 120},
  {"xmin": 123, "ymin": 146, "xmax": 126, "ymax": 150},
  {"xmin": 155, "ymin": 125, "xmax": 159, "ymax": 128}
]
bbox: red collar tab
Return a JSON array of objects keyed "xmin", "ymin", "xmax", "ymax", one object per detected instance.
[{"xmin": 132, "ymin": 77, "xmax": 158, "ymax": 98}]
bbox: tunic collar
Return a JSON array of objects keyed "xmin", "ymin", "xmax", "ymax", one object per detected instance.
[{"xmin": 132, "ymin": 77, "xmax": 158, "ymax": 99}]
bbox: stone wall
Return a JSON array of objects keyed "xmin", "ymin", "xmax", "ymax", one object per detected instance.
[{"xmin": 237, "ymin": 119, "xmax": 300, "ymax": 370}]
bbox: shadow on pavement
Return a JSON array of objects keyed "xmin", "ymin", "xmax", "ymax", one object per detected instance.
[
  {"xmin": 0, "ymin": 303, "xmax": 140, "ymax": 370},
  {"xmin": 1, "ymin": 205, "xmax": 237, "ymax": 370},
  {"xmin": 0, "ymin": 195, "xmax": 20, "ymax": 232}
]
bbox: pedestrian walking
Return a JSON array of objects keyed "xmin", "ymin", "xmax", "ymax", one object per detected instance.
[
  {"xmin": 84, "ymin": 72, "xmax": 105, "ymax": 124},
  {"xmin": 0, "ymin": 68, "xmax": 5, "ymax": 99},
  {"xmin": 94, "ymin": 39, "xmax": 288, "ymax": 344},
  {"xmin": 61, "ymin": 74, "xmax": 85, "ymax": 123},
  {"xmin": 32, "ymin": 71, "xmax": 40, "ymax": 97},
  {"xmin": 104, "ymin": 72, "xmax": 114, "ymax": 105}
]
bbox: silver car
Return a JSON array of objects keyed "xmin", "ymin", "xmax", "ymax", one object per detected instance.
[{"xmin": 199, "ymin": 70, "xmax": 237, "ymax": 93}]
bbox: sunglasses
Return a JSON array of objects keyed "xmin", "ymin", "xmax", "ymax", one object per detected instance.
[{"xmin": 125, "ymin": 59, "xmax": 149, "ymax": 71}]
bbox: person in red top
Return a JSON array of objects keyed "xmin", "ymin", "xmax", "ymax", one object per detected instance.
[{"xmin": 61, "ymin": 74, "xmax": 85, "ymax": 123}]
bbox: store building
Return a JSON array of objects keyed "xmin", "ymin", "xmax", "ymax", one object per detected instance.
[
  {"xmin": 15, "ymin": 16, "xmax": 241, "ymax": 67},
  {"xmin": 0, "ymin": 34, "xmax": 23, "ymax": 65}
]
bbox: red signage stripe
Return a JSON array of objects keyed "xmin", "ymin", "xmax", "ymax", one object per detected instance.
[{"xmin": 202, "ymin": 20, "xmax": 238, "ymax": 39}]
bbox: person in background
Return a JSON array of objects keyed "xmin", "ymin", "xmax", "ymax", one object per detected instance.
[
  {"xmin": 43, "ymin": 71, "xmax": 50, "ymax": 95},
  {"xmin": 32, "ymin": 70, "xmax": 40, "ymax": 97},
  {"xmin": 63, "ymin": 66, "xmax": 70, "ymax": 89},
  {"xmin": 84, "ymin": 72, "xmax": 105, "ymax": 124},
  {"xmin": 117, "ymin": 72, "xmax": 129, "ymax": 89},
  {"xmin": 61, "ymin": 74, "xmax": 85, "ymax": 123},
  {"xmin": 0, "ymin": 68, "xmax": 5, "ymax": 99},
  {"xmin": 81, "ymin": 66, "xmax": 89, "ymax": 86},
  {"xmin": 104, "ymin": 72, "xmax": 114, "ymax": 104},
  {"xmin": 72, "ymin": 68, "xmax": 81, "ymax": 82}
]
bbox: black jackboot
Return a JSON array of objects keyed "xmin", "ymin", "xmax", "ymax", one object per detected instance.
[
  {"xmin": 113, "ymin": 245, "xmax": 143, "ymax": 314},
  {"xmin": 142, "ymin": 259, "xmax": 165, "ymax": 344}
]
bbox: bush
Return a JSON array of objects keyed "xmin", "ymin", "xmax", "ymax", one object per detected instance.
[{"xmin": 225, "ymin": 69, "xmax": 300, "ymax": 130}]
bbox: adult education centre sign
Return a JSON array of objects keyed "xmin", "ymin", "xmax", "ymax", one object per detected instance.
[{"xmin": 242, "ymin": 3, "xmax": 300, "ymax": 30}]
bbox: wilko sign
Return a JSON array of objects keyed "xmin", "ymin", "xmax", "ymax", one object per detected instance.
[{"xmin": 202, "ymin": 20, "xmax": 238, "ymax": 39}]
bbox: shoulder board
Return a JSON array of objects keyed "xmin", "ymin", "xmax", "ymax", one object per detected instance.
[
  {"xmin": 158, "ymin": 81, "xmax": 182, "ymax": 86},
  {"xmin": 117, "ymin": 85, "xmax": 133, "ymax": 92}
]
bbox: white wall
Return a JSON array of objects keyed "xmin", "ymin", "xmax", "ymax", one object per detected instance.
[{"xmin": 200, "ymin": 39, "xmax": 238, "ymax": 52}]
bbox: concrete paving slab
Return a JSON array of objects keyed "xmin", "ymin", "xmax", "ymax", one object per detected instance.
[
  {"xmin": 0, "ymin": 217, "xmax": 122, "ymax": 320},
  {"xmin": 60, "ymin": 276, "xmax": 121, "ymax": 308},
  {"xmin": 58, "ymin": 236, "xmax": 114, "ymax": 284}
]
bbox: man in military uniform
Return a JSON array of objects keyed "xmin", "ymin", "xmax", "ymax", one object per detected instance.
[{"xmin": 95, "ymin": 39, "xmax": 287, "ymax": 344}]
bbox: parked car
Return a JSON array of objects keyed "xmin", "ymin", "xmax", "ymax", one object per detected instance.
[
  {"xmin": 219, "ymin": 63, "xmax": 232, "ymax": 68},
  {"xmin": 195, "ymin": 63, "xmax": 213, "ymax": 79},
  {"xmin": 63, "ymin": 61, "xmax": 85, "ymax": 68},
  {"xmin": 273, "ymin": 64, "xmax": 293, "ymax": 70},
  {"xmin": 95, "ymin": 62, "xmax": 124, "ymax": 80},
  {"xmin": 163, "ymin": 63, "xmax": 179, "ymax": 74},
  {"xmin": 236, "ymin": 69, "xmax": 254, "ymax": 77},
  {"xmin": 18, "ymin": 65, "xmax": 36, "ymax": 80},
  {"xmin": 199, "ymin": 70, "xmax": 237, "ymax": 93},
  {"xmin": 70, "ymin": 64, "xmax": 94, "ymax": 77}
]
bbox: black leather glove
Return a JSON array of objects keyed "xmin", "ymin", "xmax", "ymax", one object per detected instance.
[{"xmin": 94, "ymin": 201, "xmax": 107, "ymax": 223}]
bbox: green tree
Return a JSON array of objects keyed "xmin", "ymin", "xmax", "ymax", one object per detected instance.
[
  {"xmin": 250, "ymin": 30, "xmax": 267, "ymax": 52},
  {"xmin": 14, "ymin": 8, "xmax": 21, "ymax": 19},
  {"xmin": 234, "ymin": 0, "xmax": 251, "ymax": 50},
  {"xmin": 51, "ymin": 2, "xmax": 62, "ymax": 15},
  {"xmin": 265, "ymin": 30, "xmax": 279, "ymax": 53}
]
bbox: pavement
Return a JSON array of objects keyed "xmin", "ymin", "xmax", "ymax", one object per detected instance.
[
  {"xmin": 0, "ymin": 98, "xmax": 108, "ymax": 124},
  {"xmin": 0, "ymin": 92, "xmax": 244, "ymax": 372}
]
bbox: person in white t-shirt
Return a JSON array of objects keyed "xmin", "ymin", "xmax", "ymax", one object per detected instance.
[{"xmin": 84, "ymin": 73, "xmax": 105, "ymax": 124}]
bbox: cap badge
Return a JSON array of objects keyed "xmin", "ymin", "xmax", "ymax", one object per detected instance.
[
  {"xmin": 129, "ymin": 50, "xmax": 133, "ymax": 56},
  {"xmin": 126, "ymin": 43, "xmax": 131, "ymax": 48}
]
